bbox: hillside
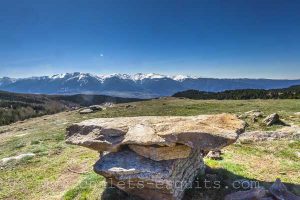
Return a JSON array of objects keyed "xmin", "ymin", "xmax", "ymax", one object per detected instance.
[
  {"xmin": 0, "ymin": 91, "xmax": 141, "ymax": 126},
  {"xmin": 173, "ymin": 85, "xmax": 300, "ymax": 100},
  {"xmin": 0, "ymin": 98, "xmax": 299, "ymax": 200},
  {"xmin": 1, "ymin": 73, "xmax": 300, "ymax": 98}
]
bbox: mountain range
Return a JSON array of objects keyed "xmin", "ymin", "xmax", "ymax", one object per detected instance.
[{"xmin": 1, "ymin": 72, "xmax": 300, "ymax": 98}]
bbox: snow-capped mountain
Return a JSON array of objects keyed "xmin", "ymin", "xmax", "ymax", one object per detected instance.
[{"xmin": 1, "ymin": 72, "xmax": 300, "ymax": 98}]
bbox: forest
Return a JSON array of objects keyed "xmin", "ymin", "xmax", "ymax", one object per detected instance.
[{"xmin": 173, "ymin": 85, "xmax": 300, "ymax": 100}]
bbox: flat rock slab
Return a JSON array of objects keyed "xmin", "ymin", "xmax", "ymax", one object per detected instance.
[
  {"xmin": 79, "ymin": 108, "xmax": 94, "ymax": 114},
  {"xmin": 66, "ymin": 114, "xmax": 245, "ymax": 153},
  {"xmin": 129, "ymin": 144, "xmax": 191, "ymax": 161},
  {"xmin": 94, "ymin": 149, "xmax": 204, "ymax": 200}
]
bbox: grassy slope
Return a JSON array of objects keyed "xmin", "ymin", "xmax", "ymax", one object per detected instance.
[{"xmin": 0, "ymin": 99, "xmax": 299, "ymax": 200}]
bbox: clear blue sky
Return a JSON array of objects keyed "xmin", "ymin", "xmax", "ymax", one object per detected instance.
[{"xmin": 0, "ymin": 0, "xmax": 300, "ymax": 79}]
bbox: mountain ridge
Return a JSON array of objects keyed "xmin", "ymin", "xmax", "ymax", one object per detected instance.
[{"xmin": 1, "ymin": 72, "xmax": 300, "ymax": 98}]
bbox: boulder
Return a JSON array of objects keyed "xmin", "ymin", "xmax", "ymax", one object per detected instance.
[
  {"xmin": 263, "ymin": 113, "xmax": 284, "ymax": 126},
  {"xmin": 245, "ymin": 110, "xmax": 264, "ymax": 118},
  {"xmin": 79, "ymin": 108, "xmax": 94, "ymax": 114},
  {"xmin": 66, "ymin": 114, "xmax": 245, "ymax": 152},
  {"xmin": 239, "ymin": 110, "xmax": 264, "ymax": 123},
  {"xmin": 89, "ymin": 105, "xmax": 103, "ymax": 111},
  {"xmin": 94, "ymin": 148, "xmax": 204, "ymax": 200},
  {"xmin": 66, "ymin": 114, "xmax": 246, "ymax": 200}
]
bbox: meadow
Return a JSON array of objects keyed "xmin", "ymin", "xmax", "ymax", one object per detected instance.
[{"xmin": 0, "ymin": 98, "xmax": 299, "ymax": 200}]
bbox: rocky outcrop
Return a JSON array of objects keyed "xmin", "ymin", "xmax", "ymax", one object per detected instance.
[
  {"xmin": 239, "ymin": 110, "xmax": 264, "ymax": 123},
  {"xmin": 238, "ymin": 125, "xmax": 300, "ymax": 143},
  {"xmin": 263, "ymin": 113, "xmax": 287, "ymax": 126},
  {"xmin": 66, "ymin": 114, "xmax": 245, "ymax": 200}
]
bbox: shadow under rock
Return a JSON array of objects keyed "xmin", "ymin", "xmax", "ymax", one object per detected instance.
[
  {"xmin": 101, "ymin": 184, "xmax": 142, "ymax": 200},
  {"xmin": 184, "ymin": 166, "xmax": 300, "ymax": 200},
  {"xmin": 101, "ymin": 166, "xmax": 300, "ymax": 200}
]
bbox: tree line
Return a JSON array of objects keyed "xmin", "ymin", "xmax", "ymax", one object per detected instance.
[{"xmin": 172, "ymin": 85, "xmax": 300, "ymax": 100}]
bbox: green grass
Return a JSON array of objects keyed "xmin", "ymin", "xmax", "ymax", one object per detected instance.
[
  {"xmin": 204, "ymin": 139, "xmax": 300, "ymax": 196},
  {"xmin": 0, "ymin": 99, "xmax": 299, "ymax": 199},
  {"xmin": 63, "ymin": 172, "xmax": 105, "ymax": 200}
]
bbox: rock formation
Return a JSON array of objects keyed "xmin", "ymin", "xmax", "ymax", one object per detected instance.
[
  {"xmin": 263, "ymin": 113, "xmax": 288, "ymax": 126},
  {"xmin": 243, "ymin": 110, "xmax": 264, "ymax": 123},
  {"xmin": 238, "ymin": 125, "xmax": 300, "ymax": 143},
  {"xmin": 66, "ymin": 114, "xmax": 245, "ymax": 200}
]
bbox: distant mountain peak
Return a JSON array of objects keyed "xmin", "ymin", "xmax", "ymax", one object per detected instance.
[
  {"xmin": 172, "ymin": 75, "xmax": 193, "ymax": 81},
  {"xmin": 95, "ymin": 73, "xmax": 192, "ymax": 81},
  {"xmin": 1, "ymin": 72, "xmax": 300, "ymax": 98},
  {"xmin": 131, "ymin": 73, "xmax": 165, "ymax": 81}
]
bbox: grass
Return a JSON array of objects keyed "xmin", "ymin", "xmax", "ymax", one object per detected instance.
[
  {"xmin": 207, "ymin": 140, "xmax": 300, "ymax": 183},
  {"xmin": 0, "ymin": 98, "xmax": 299, "ymax": 199},
  {"xmin": 63, "ymin": 172, "xmax": 105, "ymax": 200},
  {"xmin": 203, "ymin": 140, "xmax": 300, "ymax": 197}
]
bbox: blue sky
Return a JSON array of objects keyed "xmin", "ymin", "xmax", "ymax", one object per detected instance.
[{"xmin": 0, "ymin": 0, "xmax": 300, "ymax": 79}]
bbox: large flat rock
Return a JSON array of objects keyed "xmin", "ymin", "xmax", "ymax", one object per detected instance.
[
  {"xmin": 94, "ymin": 148, "xmax": 204, "ymax": 200},
  {"xmin": 66, "ymin": 114, "xmax": 246, "ymax": 200},
  {"xmin": 66, "ymin": 114, "xmax": 245, "ymax": 153}
]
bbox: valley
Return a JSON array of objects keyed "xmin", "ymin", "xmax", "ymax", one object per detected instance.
[{"xmin": 0, "ymin": 91, "xmax": 141, "ymax": 126}]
